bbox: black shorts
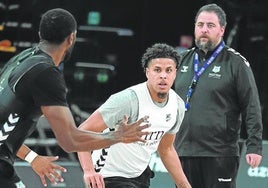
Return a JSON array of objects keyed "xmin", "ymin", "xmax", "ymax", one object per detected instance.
[
  {"xmin": 0, "ymin": 160, "xmax": 25, "ymax": 188},
  {"xmin": 104, "ymin": 166, "xmax": 154, "ymax": 188}
]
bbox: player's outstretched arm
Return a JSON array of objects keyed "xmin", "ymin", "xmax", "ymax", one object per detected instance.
[{"xmin": 41, "ymin": 106, "xmax": 150, "ymax": 152}]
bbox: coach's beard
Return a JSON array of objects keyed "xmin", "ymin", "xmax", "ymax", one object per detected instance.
[{"xmin": 195, "ymin": 39, "xmax": 216, "ymax": 52}]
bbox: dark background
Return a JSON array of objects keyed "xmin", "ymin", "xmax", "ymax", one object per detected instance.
[{"xmin": 1, "ymin": 0, "xmax": 267, "ymax": 141}]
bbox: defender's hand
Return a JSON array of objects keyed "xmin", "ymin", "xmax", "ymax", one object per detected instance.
[
  {"xmin": 116, "ymin": 115, "xmax": 150, "ymax": 143},
  {"xmin": 31, "ymin": 155, "xmax": 67, "ymax": 187}
]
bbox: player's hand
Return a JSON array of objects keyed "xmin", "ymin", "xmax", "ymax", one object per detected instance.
[
  {"xmin": 31, "ymin": 155, "xmax": 67, "ymax": 187},
  {"xmin": 246, "ymin": 153, "xmax": 262, "ymax": 168},
  {"xmin": 115, "ymin": 115, "xmax": 150, "ymax": 143},
  {"xmin": 83, "ymin": 171, "xmax": 105, "ymax": 188}
]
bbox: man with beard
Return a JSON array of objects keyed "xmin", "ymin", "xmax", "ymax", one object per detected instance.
[
  {"xmin": 174, "ymin": 3, "xmax": 263, "ymax": 188},
  {"xmin": 0, "ymin": 8, "xmax": 150, "ymax": 188},
  {"xmin": 77, "ymin": 43, "xmax": 191, "ymax": 188}
]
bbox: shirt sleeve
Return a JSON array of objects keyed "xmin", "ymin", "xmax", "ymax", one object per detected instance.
[
  {"xmin": 236, "ymin": 57, "xmax": 263, "ymax": 155},
  {"xmin": 32, "ymin": 67, "xmax": 68, "ymax": 107},
  {"xmin": 98, "ymin": 89, "xmax": 139, "ymax": 129}
]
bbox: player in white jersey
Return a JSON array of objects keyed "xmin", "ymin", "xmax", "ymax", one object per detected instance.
[{"xmin": 77, "ymin": 43, "xmax": 191, "ymax": 188}]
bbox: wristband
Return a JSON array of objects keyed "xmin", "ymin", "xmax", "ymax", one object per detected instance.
[{"xmin": 24, "ymin": 150, "xmax": 38, "ymax": 164}]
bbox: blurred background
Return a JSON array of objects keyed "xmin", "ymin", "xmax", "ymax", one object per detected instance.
[{"xmin": 0, "ymin": 0, "xmax": 267, "ymax": 187}]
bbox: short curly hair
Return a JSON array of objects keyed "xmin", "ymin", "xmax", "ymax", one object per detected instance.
[
  {"xmin": 39, "ymin": 8, "xmax": 77, "ymax": 44},
  {"xmin": 141, "ymin": 43, "xmax": 181, "ymax": 72}
]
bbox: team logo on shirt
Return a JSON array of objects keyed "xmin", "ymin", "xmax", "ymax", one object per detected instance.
[
  {"xmin": 181, "ymin": 66, "xmax": 188, "ymax": 72},
  {"xmin": 212, "ymin": 66, "xmax": 221, "ymax": 73},
  {"xmin": 166, "ymin": 114, "xmax": 171, "ymax": 122},
  {"xmin": 208, "ymin": 66, "xmax": 221, "ymax": 79}
]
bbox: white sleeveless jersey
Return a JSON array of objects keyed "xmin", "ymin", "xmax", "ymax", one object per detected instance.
[{"xmin": 92, "ymin": 82, "xmax": 181, "ymax": 178}]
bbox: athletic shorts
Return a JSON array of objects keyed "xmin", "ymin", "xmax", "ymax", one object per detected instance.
[{"xmin": 104, "ymin": 166, "xmax": 154, "ymax": 188}]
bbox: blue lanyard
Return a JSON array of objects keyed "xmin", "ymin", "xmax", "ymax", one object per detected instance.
[{"xmin": 185, "ymin": 41, "xmax": 225, "ymax": 111}]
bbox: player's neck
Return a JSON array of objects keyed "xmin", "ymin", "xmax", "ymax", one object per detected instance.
[{"xmin": 38, "ymin": 41, "xmax": 64, "ymax": 66}]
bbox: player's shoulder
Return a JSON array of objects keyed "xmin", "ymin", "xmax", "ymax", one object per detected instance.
[
  {"xmin": 110, "ymin": 87, "xmax": 137, "ymax": 102},
  {"xmin": 170, "ymin": 88, "xmax": 184, "ymax": 105}
]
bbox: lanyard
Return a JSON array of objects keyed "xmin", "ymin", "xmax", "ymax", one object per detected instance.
[{"xmin": 185, "ymin": 41, "xmax": 225, "ymax": 111}]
